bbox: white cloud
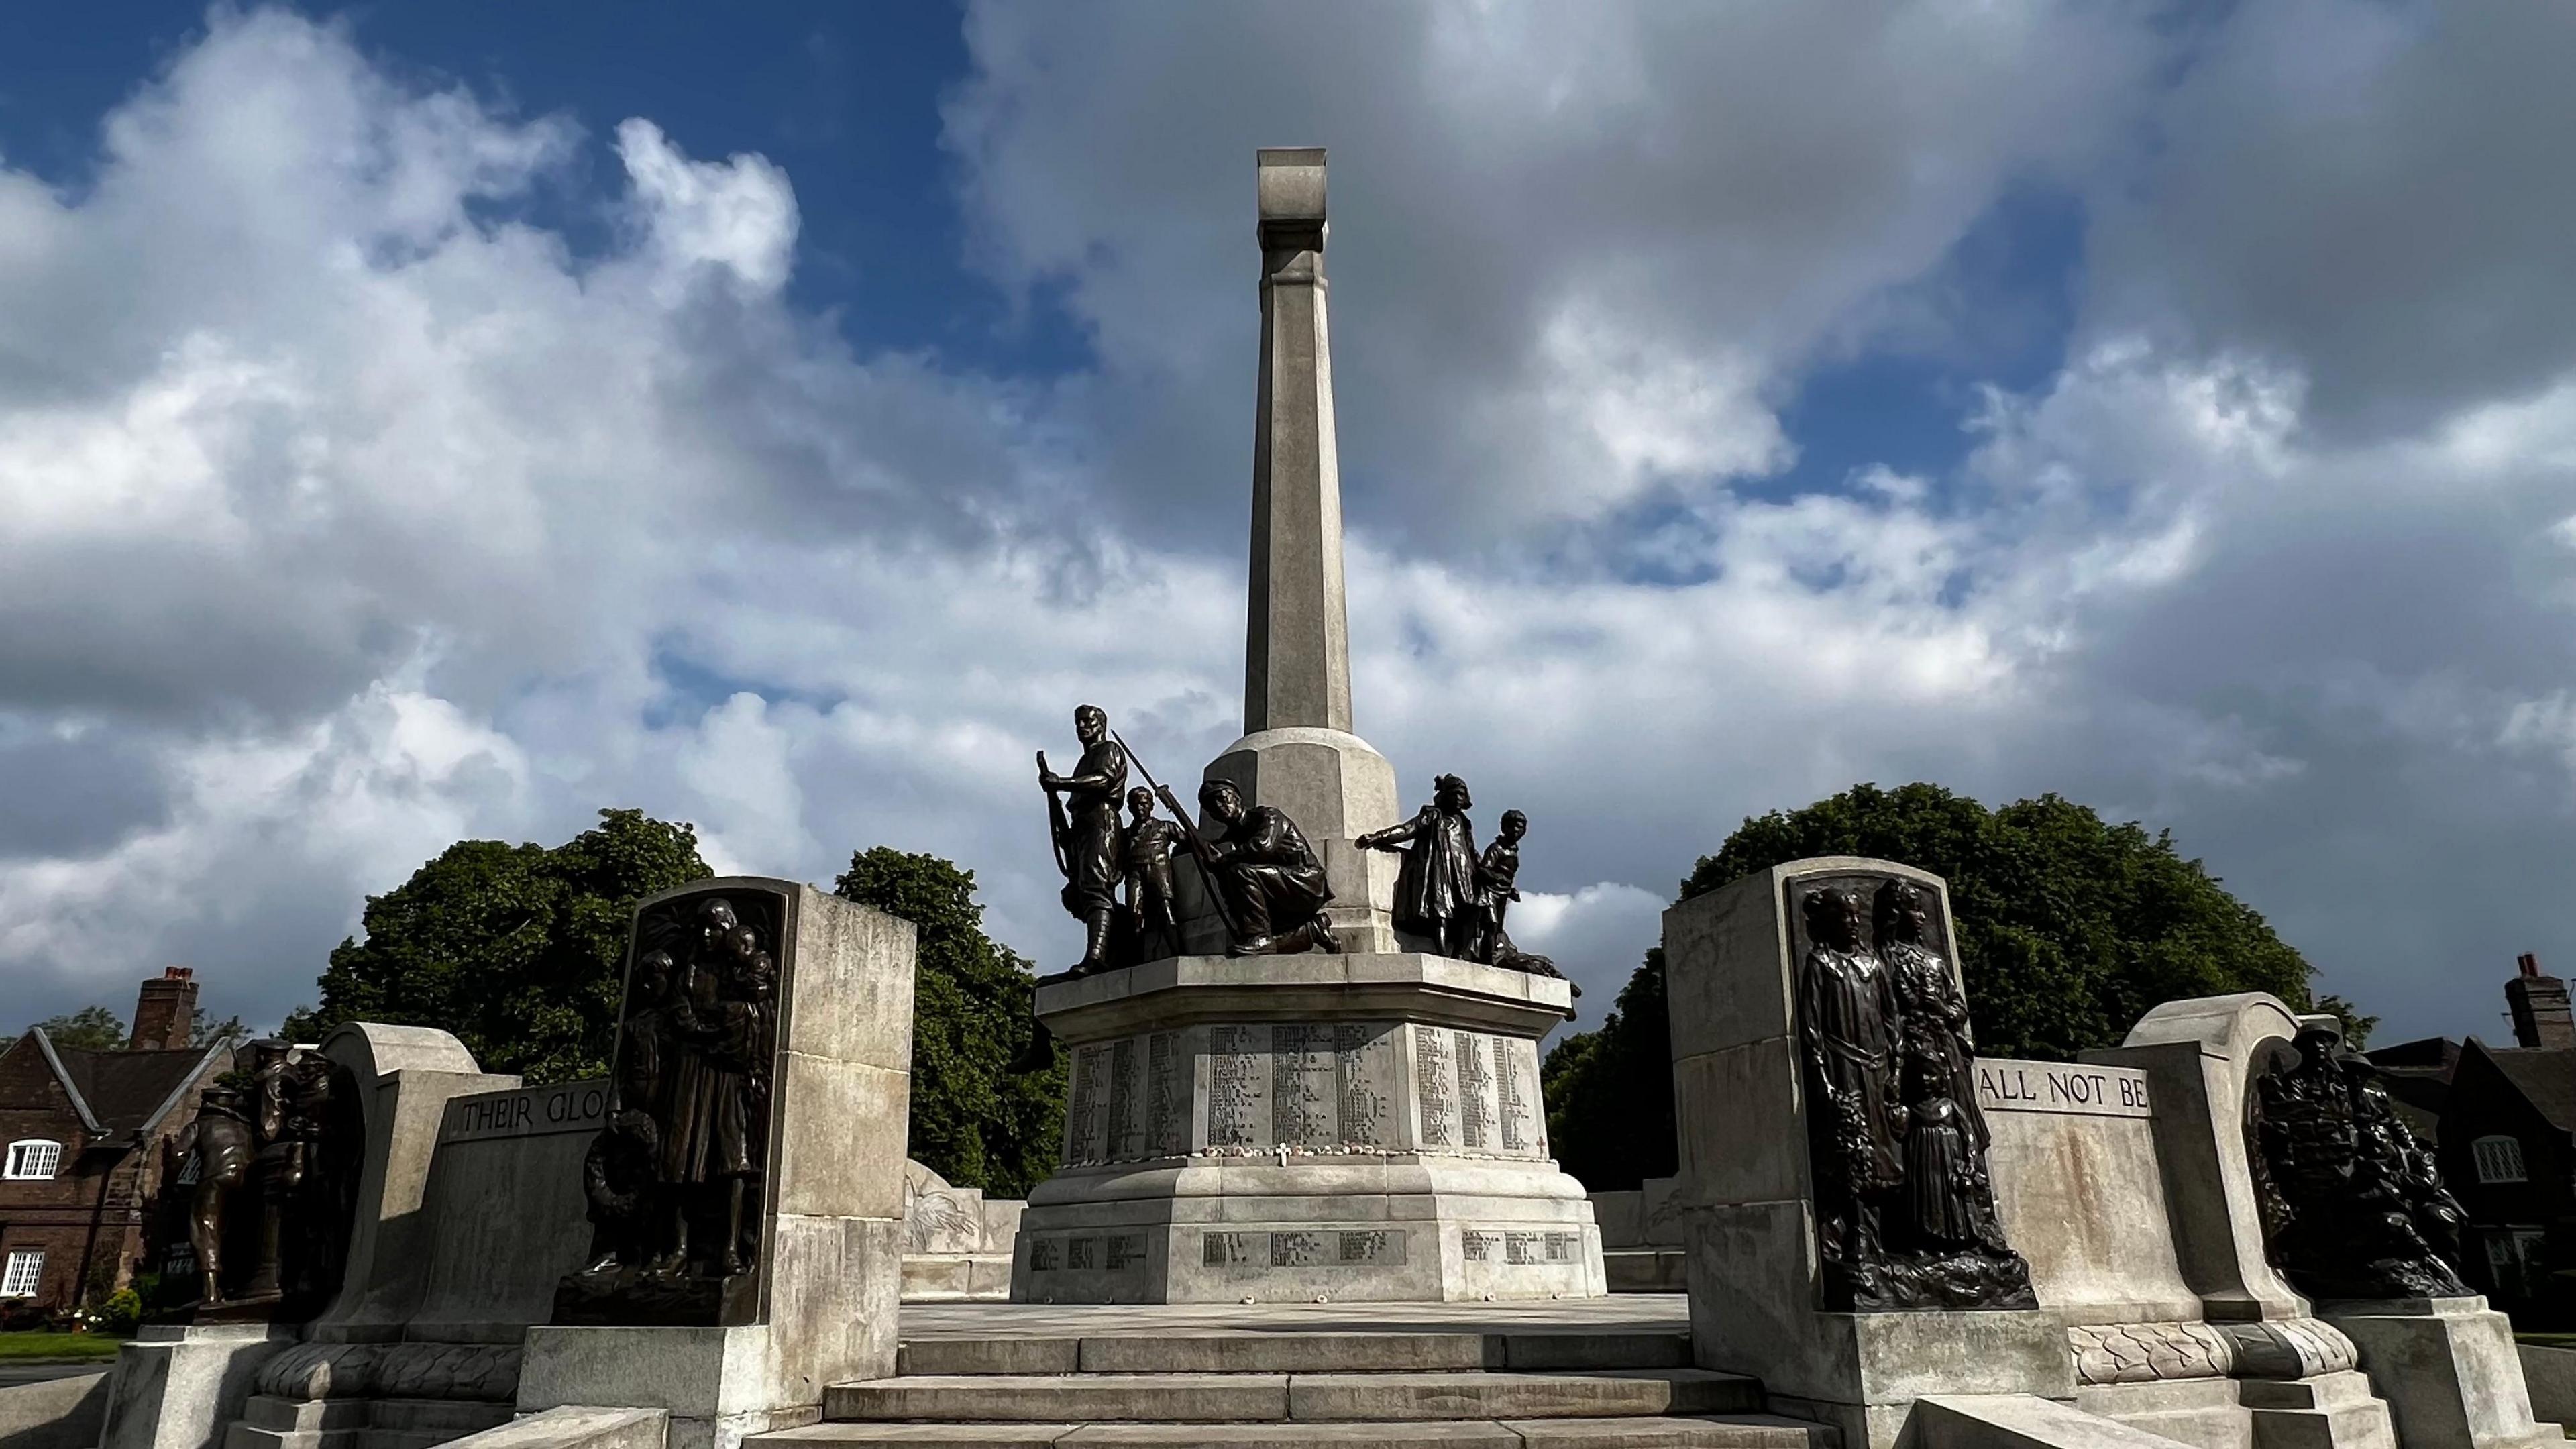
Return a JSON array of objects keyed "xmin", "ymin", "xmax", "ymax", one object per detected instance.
[{"xmin": 3, "ymin": 3, "xmax": 2575, "ymax": 1058}]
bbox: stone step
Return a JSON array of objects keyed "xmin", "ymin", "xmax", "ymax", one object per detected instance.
[
  {"xmin": 898, "ymin": 1331, "xmax": 1693, "ymax": 1377},
  {"xmin": 824, "ymin": 1369, "xmax": 1761, "ymax": 1425},
  {"xmin": 759, "ymin": 1412, "xmax": 1829, "ymax": 1446}
]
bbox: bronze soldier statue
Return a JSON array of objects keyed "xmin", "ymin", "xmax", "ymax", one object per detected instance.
[
  {"xmin": 178, "ymin": 1078, "xmax": 256, "ymax": 1306},
  {"xmin": 1038, "ymin": 705, "xmax": 1130, "ymax": 975},
  {"xmin": 1360, "ymin": 773, "xmax": 1483, "ymax": 959},
  {"xmin": 1195, "ymin": 779, "xmax": 1341, "ymax": 955}
]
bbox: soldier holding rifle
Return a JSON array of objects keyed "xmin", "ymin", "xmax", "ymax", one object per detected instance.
[{"xmin": 1036, "ymin": 704, "xmax": 1128, "ymax": 975}]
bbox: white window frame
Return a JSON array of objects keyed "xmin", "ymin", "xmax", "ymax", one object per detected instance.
[
  {"xmin": 2473, "ymin": 1134, "xmax": 2528, "ymax": 1184},
  {"xmin": 1, "ymin": 1248, "xmax": 42, "ymax": 1297},
  {"xmin": 3, "ymin": 1139, "xmax": 62, "ymax": 1181}
]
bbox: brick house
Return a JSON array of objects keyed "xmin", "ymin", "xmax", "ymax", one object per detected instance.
[
  {"xmin": 2367, "ymin": 953, "xmax": 2576, "ymax": 1323},
  {"xmin": 0, "ymin": 969, "xmax": 231, "ymax": 1318}
]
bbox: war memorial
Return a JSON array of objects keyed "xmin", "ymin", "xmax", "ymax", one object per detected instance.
[{"xmin": 7, "ymin": 150, "xmax": 2564, "ymax": 1449}]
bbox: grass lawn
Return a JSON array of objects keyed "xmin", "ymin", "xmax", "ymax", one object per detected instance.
[{"xmin": 0, "ymin": 1330, "xmax": 126, "ymax": 1362}]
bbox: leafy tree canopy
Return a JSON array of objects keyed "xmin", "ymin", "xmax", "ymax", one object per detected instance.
[
  {"xmin": 32, "ymin": 1005, "xmax": 126, "ymax": 1051},
  {"xmin": 1544, "ymin": 782, "xmax": 2342, "ymax": 1190},
  {"xmin": 30, "ymin": 1004, "xmax": 248, "ymax": 1050},
  {"xmin": 833, "ymin": 847, "xmax": 1063, "ymax": 1201},
  {"xmin": 284, "ymin": 808, "xmax": 711, "ymax": 1081}
]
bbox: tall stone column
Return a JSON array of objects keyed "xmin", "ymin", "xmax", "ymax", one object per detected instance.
[{"xmin": 1206, "ymin": 147, "xmax": 1401, "ymax": 951}]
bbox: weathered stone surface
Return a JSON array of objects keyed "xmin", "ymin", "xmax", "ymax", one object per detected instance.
[
  {"xmin": 2322, "ymin": 1297, "xmax": 2562, "ymax": 1449},
  {"xmin": 826, "ymin": 1374, "xmax": 1290, "ymax": 1424},
  {"xmin": 1075, "ymin": 1334, "xmax": 1487, "ymax": 1375},
  {"xmin": 100, "ymin": 1324, "xmax": 299, "ymax": 1449},
  {"xmin": 1985, "ymin": 1082, "xmax": 2197, "ymax": 1324},
  {"xmin": 0, "ymin": 1369, "xmax": 110, "ymax": 1449},
  {"xmin": 1502, "ymin": 1418, "xmax": 1833, "ymax": 1447},
  {"xmin": 1283, "ymin": 1368, "xmax": 1758, "ymax": 1422},
  {"xmin": 309, "ymin": 1025, "xmax": 515, "ymax": 1340},
  {"xmin": 1020, "ymin": 959, "xmax": 1600, "ymax": 1304},
  {"xmin": 2084, "ymin": 994, "xmax": 2307, "ymax": 1324},
  {"xmin": 432, "ymin": 1405, "xmax": 667, "ymax": 1449},
  {"xmin": 1910, "ymin": 1393, "xmax": 2208, "ymax": 1448},
  {"xmin": 2518, "ymin": 1343, "xmax": 2576, "ymax": 1430}
]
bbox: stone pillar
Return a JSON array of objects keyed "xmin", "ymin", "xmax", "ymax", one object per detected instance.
[
  {"xmin": 96, "ymin": 1324, "xmax": 298, "ymax": 1449},
  {"xmin": 1661, "ymin": 857, "xmax": 2068, "ymax": 1449},
  {"xmin": 1207, "ymin": 147, "xmax": 1402, "ymax": 952},
  {"xmin": 307, "ymin": 1024, "xmax": 515, "ymax": 1342},
  {"xmin": 519, "ymin": 879, "xmax": 916, "ymax": 1449},
  {"xmin": 2084, "ymin": 994, "xmax": 2310, "ymax": 1324}
]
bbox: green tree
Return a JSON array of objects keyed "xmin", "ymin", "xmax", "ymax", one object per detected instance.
[
  {"xmin": 286, "ymin": 809, "xmax": 711, "ymax": 1081},
  {"xmin": 1542, "ymin": 782, "xmax": 2337, "ymax": 1189},
  {"xmin": 831, "ymin": 847, "xmax": 1063, "ymax": 1200},
  {"xmin": 1540, "ymin": 948, "xmax": 1676, "ymax": 1191},
  {"xmin": 32, "ymin": 1005, "xmax": 125, "ymax": 1050},
  {"xmin": 191, "ymin": 1008, "xmax": 246, "ymax": 1046}
]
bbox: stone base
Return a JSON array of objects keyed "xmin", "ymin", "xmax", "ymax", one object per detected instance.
[
  {"xmin": 221, "ymin": 1393, "xmax": 511, "ymax": 1449},
  {"xmin": 1020, "ymin": 952, "xmax": 1599, "ymax": 1305},
  {"xmin": 2322, "ymin": 1297, "xmax": 2563, "ymax": 1449},
  {"xmin": 517, "ymin": 1326, "xmax": 828, "ymax": 1449},
  {"xmin": 1012, "ymin": 1157, "xmax": 1603, "ymax": 1303},
  {"xmin": 1684, "ymin": 1202, "xmax": 2069, "ymax": 1449},
  {"xmin": 101, "ymin": 1324, "xmax": 301, "ymax": 1449}
]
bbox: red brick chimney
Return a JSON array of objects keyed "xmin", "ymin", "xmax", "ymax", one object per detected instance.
[
  {"xmin": 128, "ymin": 967, "xmax": 197, "ymax": 1052},
  {"xmin": 2508, "ymin": 953, "xmax": 2574, "ymax": 1051}
]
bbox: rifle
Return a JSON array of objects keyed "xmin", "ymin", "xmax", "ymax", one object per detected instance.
[
  {"xmin": 1113, "ymin": 731, "xmax": 1240, "ymax": 941},
  {"xmin": 1035, "ymin": 751, "xmax": 1071, "ymax": 879}
]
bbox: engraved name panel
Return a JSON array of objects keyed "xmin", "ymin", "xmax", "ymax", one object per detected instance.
[
  {"xmin": 1498, "ymin": 1037, "xmax": 1536, "ymax": 1154},
  {"xmin": 1271, "ymin": 1024, "xmax": 1338, "ymax": 1148},
  {"xmin": 1107, "ymin": 1037, "xmax": 1141, "ymax": 1159},
  {"xmin": 1065, "ymin": 1042, "xmax": 1108, "ymax": 1163},
  {"xmin": 1207, "ymin": 1024, "xmax": 1269, "ymax": 1150},
  {"xmin": 1148, "ymin": 1031, "xmax": 1185, "ymax": 1156},
  {"xmin": 1457, "ymin": 1031, "xmax": 1496, "ymax": 1150},
  {"xmin": 1337, "ymin": 1023, "xmax": 1393, "ymax": 1149},
  {"xmin": 1415, "ymin": 1026, "xmax": 1456, "ymax": 1150}
]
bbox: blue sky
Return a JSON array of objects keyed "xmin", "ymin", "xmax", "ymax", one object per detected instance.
[{"xmin": 4, "ymin": 2, "xmax": 2575, "ymax": 1053}]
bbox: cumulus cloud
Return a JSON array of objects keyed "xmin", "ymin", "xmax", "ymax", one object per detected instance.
[{"xmin": 3, "ymin": 3, "xmax": 2573, "ymax": 1054}]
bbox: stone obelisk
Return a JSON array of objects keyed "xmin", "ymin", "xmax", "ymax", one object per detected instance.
[
  {"xmin": 1013, "ymin": 149, "xmax": 1599, "ymax": 1305},
  {"xmin": 1203, "ymin": 147, "xmax": 1403, "ymax": 952}
]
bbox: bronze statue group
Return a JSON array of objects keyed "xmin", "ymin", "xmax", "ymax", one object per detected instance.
[
  {"xmin": 2249, "ymin": 1023, "xmax": 2473, "ymax": 1301},
  {"xmin": 561, "ymin": 893, "xmax": 779, "ymax": 1323},
  {"xmin": 1796, "ymin": 879, "xmax": 2035, "ymax": 1311},
  {"xmin": 1036, "ymin": 705, "xmax": 1565, "ymax": 985},
  {"xmin": 176, "ymin": 1041, "xmax": 356, "ymax": 1318}
]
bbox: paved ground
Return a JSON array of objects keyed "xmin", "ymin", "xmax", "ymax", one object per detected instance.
[
  {"xmin": 898, "ymin": 1294, "xmax": 1690, "ymax": 1339},
  {"xmin": 0, "ymin": 1363, "xmax": 108, "ymax": 1386}
]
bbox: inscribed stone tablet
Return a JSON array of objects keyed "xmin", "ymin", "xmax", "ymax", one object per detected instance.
[
  {"xmin": 441, "ymin": 1080, "xmax": 608, "ymax": 1142},
  {"xmin": 1208, "ymin": 1024, "xmax": 1269, "ymax": 1149},
  {"xmin": 1499, "ymin": 1039, "xmax": 1536, "ymax": 1154},
  {"xmin": 1973, "ymin": 1058, "xmax": 2153, "ymax": 1119},
  {"xmin": 1148, "ymin": 1032, "xmax": 1185, "ymax": 1156},
  {"xmin": 1415, "ymin": 1026, "xmax": 1456, "ymax": 1149},
  {"xmin": 1108, "ymin": 1037, "xmax": 1141, "ymax": 1159},
  {"xmin": 1270, "ymin": 1230, "xmax": 1329, "ymax": 1267},
  {"xmin": 1338, "ymin": 1230, "xmax": 1404, "ymax": 1266},
  {"xmin": 1203, "ymin": 1230, "xmax": 1264, "ymax": 1267},
  {"xmin": 1272, "ymin": 1024, "xmax": 1338, "ymax": 1146},
  {"xmin": 1458, "ymin": 1032, "xmax": 1497, "ymax": 1150}
]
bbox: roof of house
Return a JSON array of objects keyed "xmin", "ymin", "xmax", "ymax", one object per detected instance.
[
  {"xmin": 2465, "ymin": 1038, "xmax": 2576, "ymax": 1136},
  {"xmin": 1, "ymin": 1030, "xmax": 229, "ymax": 1141}
]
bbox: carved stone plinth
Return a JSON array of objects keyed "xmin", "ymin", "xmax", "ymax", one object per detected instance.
[{"xmin": 1012, "ymin": 953, "xmax": 1603, "ymax": 1303}]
